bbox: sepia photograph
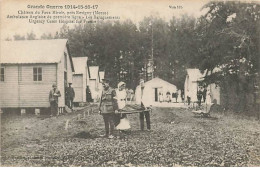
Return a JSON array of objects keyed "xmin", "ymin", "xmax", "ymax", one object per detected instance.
[{"xmin": 0, "ymin": 0, "xmax": 259, "ymax": 167}]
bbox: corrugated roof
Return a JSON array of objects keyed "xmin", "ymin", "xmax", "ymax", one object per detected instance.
[
  {"xmin": 186, "ymin": 68, "xmax": 205, "ymax": 82},
  {"xmin": 89, "ymin": 66, "xmax": 99, "ymax": 80},
  {"xmin": 72, "ymin": 57, "xmax": 88, "ymax": 74},
  {"xmin": 0, "ymin": 39, "xmax": 68, "ymax": 64}
]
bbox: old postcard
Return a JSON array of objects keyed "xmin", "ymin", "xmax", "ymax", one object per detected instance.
[{"xmin": 0, "ymin": 0, "xmax": 259, "ymax": 167}]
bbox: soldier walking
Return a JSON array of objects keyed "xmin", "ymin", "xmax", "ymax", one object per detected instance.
[{"xmin": 98, "ymin": 78, "xmax": 118, "ymax": 139}]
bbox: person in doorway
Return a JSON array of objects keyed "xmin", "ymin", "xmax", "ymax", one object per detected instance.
[
  {"xmin": 187, "ymin": 96, "xmax": 191, "ymax": 105},
  {"xmin": 86, "ymin": 86, "xmax": 93, "ymax": 102},
  {"xmin": 177, "ymin": 90, "xmax": 182, "ymax": 103},
  {"xmin": 197, "ymin": 86, "xmax": 203, "ymax": 106},
  {"xmin": 181, "ymin": 90, "xmax": 184, "ymax": 102},
  {"xmin": 66, "ymin": 83, "xmax": 75, "ymax": 110},
  {"xmin": 166, "ymin": 91, "xmax": 171, "ymax": 103},
  {"xmin": 98, "ymin": 79, "xmax": 118, "ymax": 139},
  {"xmin": 49, "ymin": 83, "xmax": 61, "ymax": 117},
  {"xmin": 202, "ymin": 87, "xmax": 207, "ymax": 103}
]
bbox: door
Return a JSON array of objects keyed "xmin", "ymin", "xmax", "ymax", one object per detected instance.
[
  {"xmin": 73, "ymin": 74, "xmax": 83, "ymax": 102},
  {"xmin": 155, "ymin": 88, "xmax": 158, "ymax": 102}
]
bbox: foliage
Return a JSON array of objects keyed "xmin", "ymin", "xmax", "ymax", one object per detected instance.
[
  {"xmin": 195, "ymin": 1, "xmax": 260, "ymax": 111},
  {"xmin": 196, "ymin": 1, "xmax": 260, "ymax": 83}
]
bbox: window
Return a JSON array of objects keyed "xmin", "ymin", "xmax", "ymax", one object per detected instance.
[
  {"xmin": 0, "ymin": 67, "xmax": 4, "ymax": 82},
  {"xmin": 33, "ymin": 67, "xmax": 42, "ymax": 81}
]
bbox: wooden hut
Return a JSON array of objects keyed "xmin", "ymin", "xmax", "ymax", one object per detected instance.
[
  {"xmin": 0, "ymin": 39, "xmax": 74, "ymax": 114},
  {"xmin": 72, "ymin": 57, "xmax": 90, "ymax": 103}
]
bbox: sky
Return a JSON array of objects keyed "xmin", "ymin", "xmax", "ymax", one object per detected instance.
[{"xmin": 0, "ymin": 0, "xmax": 211, "ymax": 40}]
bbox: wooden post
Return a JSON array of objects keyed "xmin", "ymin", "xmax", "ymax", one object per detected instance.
[
  {"xmin": 21, "ymin": 109, "xmax": 26, "ymax": 116},
  {"xmin": 65, "ymin": 119, "xmax": 70, "ymax": 131},
  {"xmin": 77, "ymin": 114, "xmax": 81, "ymax": 120}
]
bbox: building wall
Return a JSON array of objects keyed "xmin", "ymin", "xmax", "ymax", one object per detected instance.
[
  {"xmin": 0, "ymin": 65, "xmax": 19, "ymax": 107},
  {"xmin": 19, "ymin": 64, "xmax": 56, "ymax": 107},
  {"xmin": 184, "ymin": 76, "xmax": 199, "ymax": 102},
  {"xmin": 89, "ymin": 79, "xmax": 100, "ymax": 102},
  {"xmin": 135, "ymin": 78, "xmax": 177, "ymax": 107},
  {"xmin": 82, "ymin": 71, "xmax": 86, "ymax": 102},
  {"xmin": 73, "ymin": 74, "xmax": 83, "ymax": 102},
  {"xmin": 0, "ymin": 45, "xmax": 72, "ymax": 109},
  {"xmin": 0, "ymin": 64, "xmax": 57, "ymax": 108},
  {"xmin": 57, "ymin": 47, "xmax": 73, "ymax": 107}
]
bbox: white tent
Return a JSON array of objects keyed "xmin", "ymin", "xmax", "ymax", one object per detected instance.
[{"xmin": 135, "ymin": 77, "xmax": 177, "ymax": 107}]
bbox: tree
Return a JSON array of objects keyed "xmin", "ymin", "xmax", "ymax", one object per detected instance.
[
  {"xmin": 5, "ymin": 37, "xmax": 12, "ymax": 41},
  {"xmin": 26, "ymin": 31, "xmax": 36, "ymax": 40},
  {"xmin": 40, "ymin": 33, "xmax": 53, "ymax": 39},
  {"xmin": 13, "ymin": 34, "xmax": 25, "ymax": 40},
  {"xmin": 196, "ymin": 1, "xmax": 260, "ymax": 112},
  {"xmin": 168, "ymin": 15, "xmax": 198, "ymax": 89}
]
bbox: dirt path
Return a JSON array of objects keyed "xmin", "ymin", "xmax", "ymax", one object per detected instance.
[{"xmin": 1, "ymin": 107, "xmax": 259, "ymax": 167}]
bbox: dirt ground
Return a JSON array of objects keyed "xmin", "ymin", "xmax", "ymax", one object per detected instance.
[{"xmin": 1, "ymin": 105, "xmax": 260, "ymax": 167}]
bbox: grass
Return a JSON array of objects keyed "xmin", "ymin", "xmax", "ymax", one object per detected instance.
[{"xmin": 1, "ymin": 106, "xmax": 259, "ymax": 167}]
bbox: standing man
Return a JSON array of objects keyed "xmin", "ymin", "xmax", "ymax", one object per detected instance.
[
  {"xmin": 139, "ymin": 79, "xmax": 151, "ymax": 131},
  {"xmin": 202, "ymin": 87, "xmax": 207, "ymax": 103},
  {"xmin": 197, "ymin": 86, "xmax": 203, "ymax": 106},
  {"xmin": 49, "ymin": 83, "xmax": 61, "ymax": 117},
  {"xmin": 98, "ymin": 79, "xmax": 118, "ymax": 139},
  {"xmin": 66, "ymin": 82, "xmax": 75, "ymax": 110}
]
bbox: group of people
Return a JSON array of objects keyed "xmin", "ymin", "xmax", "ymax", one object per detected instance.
[
  {"xmin": 186, "ymin": 86, "xmax": 211, "ymax": 106},
  {"xmin": 197, "ymin": 86, "xmax": 208, "ymax": 106},
  {"xmin": 99, "ymin": 78, "xmax": 151, "ymax": 139},
  {"xmin": 48, "ymin": 79, "xmax": 150, "ymax": 139},
  {"xmin": 49, "ymin": 83, "xmax": 75, "ymax": 117},
  {"xmin": 158, "ymin": 90, "xmax": 184, "ymax": 103}
]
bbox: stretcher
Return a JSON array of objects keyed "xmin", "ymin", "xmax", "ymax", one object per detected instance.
[
  {"xmin": 192, "ymin": 103, "xmax": 212, "ymax": 117},
  {"xmin": 117, "ymin": 104, "xmax": 151, "ymax": 114}
]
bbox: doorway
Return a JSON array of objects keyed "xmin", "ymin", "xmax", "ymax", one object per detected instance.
[{"xmin": 155, "ymin": 88, "xmax": 158, "ymax": 102}]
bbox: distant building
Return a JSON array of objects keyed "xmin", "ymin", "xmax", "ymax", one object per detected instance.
[
  {"xmin": 89, "ymin": 66, "xmax": 101, "ymax": 102},
  {"xmin": 0, "ymin": 39, "xmax": 74, "ymax": 113},
  {"xmin": 135, "ymin": 77, "xmax": 177, "ymax": 107},
  {"xmin": 72, "ymin": 57, "xmax": 90, "ymax": 103},
  {"xmin": 99, "ymin": 71, "xmax": 105, "ymax": 82},
  {"xmin": 98, "ymin": 71, "xmax": 105, "ymax": 98},
  {"xmin": 184, "ymin": 68, "xmax": 220, "ymax": 104}
]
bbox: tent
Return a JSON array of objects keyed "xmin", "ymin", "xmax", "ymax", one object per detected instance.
[{"xmin": 135, "ymin": 77, "xmax": 177, "ymax": 107}]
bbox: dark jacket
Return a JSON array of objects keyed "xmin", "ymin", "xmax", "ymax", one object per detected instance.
[
  {"xmin": 99, "ymin": 87, "xmax": 118, "ymax": 114},
  {"xmin": 66, "ymin": 87, "xmax": 75, "ymax": 99},
  {"xmin": 49, "ymin": 88, "xmax": 61, "ymax": 103}
]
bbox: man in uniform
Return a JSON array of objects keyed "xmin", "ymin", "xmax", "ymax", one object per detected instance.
[
  {"xmin": 98, "ymin": 79, "xmax": 118, "ymax": 139},
  {"xmin": 66, "ymin": 82, "xmax": 75, "ymax": 110},
  {"xmin": 49, "ymin": 83, "xmax": 61, "ymax": 117}
]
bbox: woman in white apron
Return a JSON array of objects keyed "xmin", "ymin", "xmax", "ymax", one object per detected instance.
[{"xmin": 114, "ymin": 82, "xmax": 131, "ymax": 131}]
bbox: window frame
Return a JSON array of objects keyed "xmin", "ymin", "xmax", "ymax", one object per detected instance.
[
  {"xmin": 0, "ymin": 67, "xmax": 5, "ymax": 82},
  {"xmin": 33, "ymin": 67, "xmax": 42, "ymax": 81}
]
